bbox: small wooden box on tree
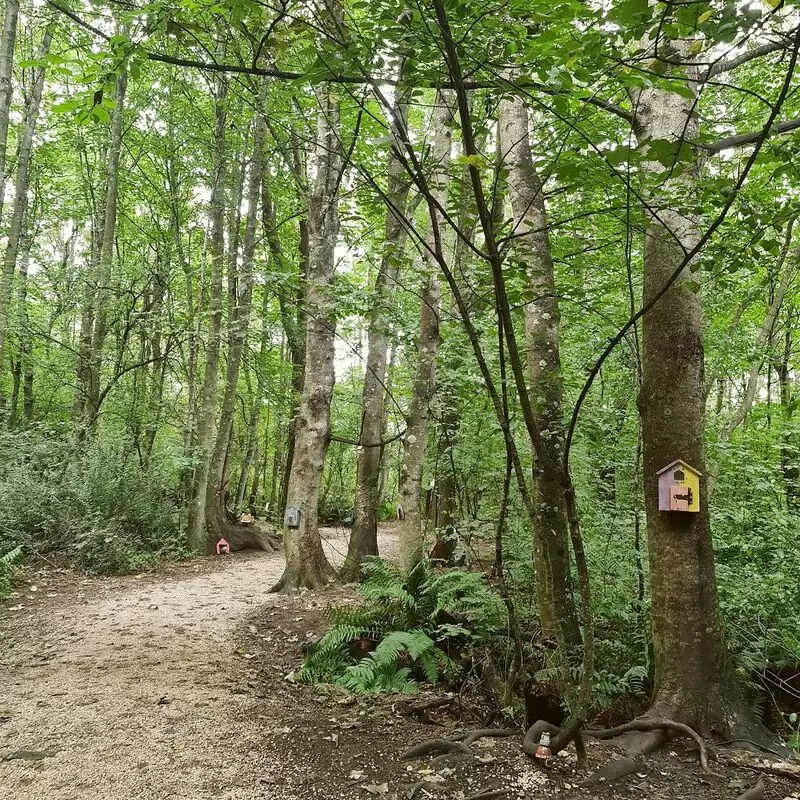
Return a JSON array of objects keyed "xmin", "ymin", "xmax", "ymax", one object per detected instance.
[{"xmin": 657, "ymin": 460, "xmax": 701, "ymax": 512}]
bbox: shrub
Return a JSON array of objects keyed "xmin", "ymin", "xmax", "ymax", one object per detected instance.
[{"xmin": 0, "ymin": 430, "xmax": 186, "ymax": 574}]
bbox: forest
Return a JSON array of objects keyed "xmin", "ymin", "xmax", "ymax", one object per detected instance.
[{"xmin": 1, "ymin": 0, "xmax": 800, "ymax": 798}]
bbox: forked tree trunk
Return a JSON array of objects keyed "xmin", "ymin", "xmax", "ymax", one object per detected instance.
[
  {"xmin": 634, "ymin": 65, "xmax": 764, "ymax": 742},
  {"xmin": 186, "ymin": 77, "xmax": 228, "ymax": 552},
  {"xmin": 498, "ymin": 95, "xmax": 579, "ymax": 646},
  {"xmin": 272, "ymin": 69, "xmax": 342, "ymax": 592},
  {"xmin": 0, "ymin": 0, "xmax": 20, "ymax": 225},
  {"xmin": 341, "ymin": 93, "xmax": 411, "ymax": 581},
  {"xmin": 397, "ymin": 91, "xmax": 455, "ymax": 572},
  {"xmin": 0, "ymin": 26, "xmax": 52, "ymax": 374}
]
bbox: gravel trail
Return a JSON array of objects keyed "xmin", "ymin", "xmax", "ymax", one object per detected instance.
[{"xmin": 0, "ymin": 527, "xmax": 395, "ymax": 800}]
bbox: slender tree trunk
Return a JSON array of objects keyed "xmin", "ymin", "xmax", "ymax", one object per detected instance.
[
  {"xmin": 397, "ymin": 91, "xmax": 454, "ymax": 572},
  {"xmin": 709, "ymin": 224, "xmax": 797, "ymax": 496},
  {"xmin": 238, "ymin": 278, "xmax": 272, "ymax": 512},
  {"xmin": 776, "ymin": 308, "xmax": 798, "ymax": 508},
  {"xmin": 142, "ymin": 278, "xmax": 166, "ymax": 462},
  {"xmin": 205, "ymin": 82, "xmax": 270, "ymax": 550},
  {"xmin": 186, "ymin": 76, "xmax": 229, "ymax": 552},
  {"xmin": 12, "ymin": 220, "xmax": 34, "ymax": 428},
  {"xmin": 84, "ymin": 61, "xmax": 128, "ymax": 430},
  {"xmin": 341, "ymin": 92, "xmax": 411, "ymax": 580},
  {"xmin": 269, "ymin": 130, "xmax": 309, "ymax": 514},
  {"xmin": 272, "ymin": 57, "xmax": 343, "ymax": 591},
  {"xmin": 634, "ymin": 65, "xmax": 764, "ymax": 741},
  {"xmin": 0, "ymin": 26, "xmax": 52, "ymax": 374},
  {"xmin": 498, "ymin": 93, "xmax": 580, "ymax": 646},
  {"xmin": 0, "ymin": 0, "xmax": 20, "ymax": 225}
]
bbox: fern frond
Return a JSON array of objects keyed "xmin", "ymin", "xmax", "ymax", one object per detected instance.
[{"xmin": 0, "ymin": 546, "xmax": 23, "ymax": 566}]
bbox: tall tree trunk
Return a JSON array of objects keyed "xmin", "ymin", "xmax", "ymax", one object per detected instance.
[
  {"xmin": 498, "ymin": 93, "xmax": 580, "ymax": 646},
  {"xmin": 269, "ymin": 128, "xmax": 309, "ymax": 514},
  {"xmin": 83, "ymin": 60, "xmax": 128, "ymax": 431},
  {"xmin": 237, "ymin": 279, "xmax": 272, "ymax": 512},
  {"xmin": 634, "ymin": 61, "xmax": 763, "ymax": 741},
  {"xmin": 186, "ymin": 76, "xmax": 229, "ymax": 552},
  {"xmin": 342, "ymin": 92, "xmax": 411, "ymax": 580},
  {"xmin": 0, "ymin": 0, "xmax": 20, "ymax": 225},
  {"xmin": 9, "ymin": 216, "xmax": 34, "ymax": 428},
  {"xmin": 0, "ymin": 26, "xmax": 52, "ymax": 375},
  {"xmin": 272, "ymin": 55, "xmax": 343, "ymax": 591},
  {"xmin": 205, "ymin": 82, "xmax": 269, "ymax": 550},
  {"xmin": 397, "ymin": 91, "xmax": 454, "ymax": 572},
  {"xmin": 776, "ymin": 307, "xmax": 798, "ymax": 508},
  {"xmin": 166, "ymin": 105, "xmax": 199, "ymax": 498}
]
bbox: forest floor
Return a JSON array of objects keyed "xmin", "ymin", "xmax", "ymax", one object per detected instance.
[{"xmin": 1, "ymin": 523, "xmax": 798, "ymax": 800}]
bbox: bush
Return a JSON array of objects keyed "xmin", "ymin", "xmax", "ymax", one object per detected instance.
[{"xmin": 0, "ymin": 430, "xmax": 187, "ymax": 574}]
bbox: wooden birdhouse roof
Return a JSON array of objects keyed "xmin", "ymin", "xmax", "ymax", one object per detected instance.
[{"xmin": 656, "ymin": 459, "xmax": 702, "ymax": 477}]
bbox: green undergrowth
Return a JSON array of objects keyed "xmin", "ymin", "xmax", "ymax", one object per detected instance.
[
  {"xmin": 298, "ymin": 557, "xmax": 507, "ymax": 693},
  {"xmin": 0, "ymin": 429, "xmax": 188, "ymax": 575}
]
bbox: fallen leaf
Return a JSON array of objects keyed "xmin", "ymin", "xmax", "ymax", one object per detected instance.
[
  {"xmin": 361, "ymin": 783, "xmax": 388, "ymax": 795},
  {"xmin": 348, "ymin": 770, "xmax": 366, "ymax": 780}
]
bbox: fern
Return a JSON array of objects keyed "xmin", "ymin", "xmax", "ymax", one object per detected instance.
[
  {"xmin": 0, "ymin": 545, "xmax": 23, "ymax": 599},
  {"xmin": 300, "ymin": 557, "xmax": 502, "ymax": 693},
  {"xmin": 335, "ymin": 630, "xmax": 450, "ymax": 693}
]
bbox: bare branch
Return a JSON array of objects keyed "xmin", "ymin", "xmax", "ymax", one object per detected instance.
[{"xmin": 703, "ymin": 117, "xmax": 800, "ymax": 153}]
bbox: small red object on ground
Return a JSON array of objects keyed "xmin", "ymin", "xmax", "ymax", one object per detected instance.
[
  {"xmin": 534, "ymin": 731, "xmax": 551, "ymax": 760},
  {"xmin": 216, "ymin": 538, "xmax": 230, "ymax": 555}
]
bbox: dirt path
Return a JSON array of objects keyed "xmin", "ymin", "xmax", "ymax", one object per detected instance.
[
  {"xmin": 2, "ymin": 526, "xmax": 795, "ymax": 800},
  {"xmin": 0, "ymin": 526, "xmax": 396, "ymax": 800}
]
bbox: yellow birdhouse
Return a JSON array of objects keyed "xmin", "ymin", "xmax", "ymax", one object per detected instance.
[{"xmin": 656, "ymin": 460, "xmax": 701, "ymax": 513}]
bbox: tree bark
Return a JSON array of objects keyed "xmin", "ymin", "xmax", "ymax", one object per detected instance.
[
  {"xmin": 272, "ymin": 127, "xmax": 309, "ymax": 514},
  {"xmin": 0, "ymin": 25, "xmax": 52, "ymax": 374},
  {"xmin": 272, "ymin": 54, "xmax": 343, "ymax": 591},
  {"xmin": 83, "ymin": 59, "xmax": 128, "ymax": 431},
  {"xmin": 397, "ymin": 91, "xmax": 454, "ymax": 573},
  {"xmin": 186, "ymin": 75, "xmax": 229, "ymax": 552},
  {"xmin": 341, "ymin": 92, "xmax": 411, "ymax": 581},
  {"xmin": 634, "ymin": 62, "xmax": 763, "ymax": 740},
  {"xmin": 204, "ymin": 80, "xmax": 269, "ymax": 551},
  {"xmin": 498, "ymin": 93, "xmax": 579, "ymax": 646},
  {"xmin": 0, "ymin": 0, "xmax": 20, "ymax": 225}
]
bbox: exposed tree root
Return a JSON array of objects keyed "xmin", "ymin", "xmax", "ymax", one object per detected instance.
[
  {"xmin": 522, "ymin": 719, "xmax": 586, "ymax": 769},
  {"xmin": 736, "ymin": 778, "xmax": 765, "ymax": 800},
  {"xmin": 430, "ymin": 751, "xmax": 473, "ymax": 768},
  {"xmin": 400, "ymin": 739, "xmax": 472, "ymax": 760},
  {"xmin": 402, "ymin": 728, "xmax": 521, "ymax": 768},
  {"xmin": 580, "ymin": 756, "xmax": 638, "ymax": 786},
  {"xmin": 462, "ymin": 729, "xmax": 518, "ymax": 747},
  {"xmin": 522, "ymin": 720, "xmax": 562, "ymax": 758},
  {"xmin": 585, "ymin": 717, "xmax": 719, "ymax": 775},
  {"xmin": 269, "ymin": 563, "xmax": 336, "ymax": 593}
]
